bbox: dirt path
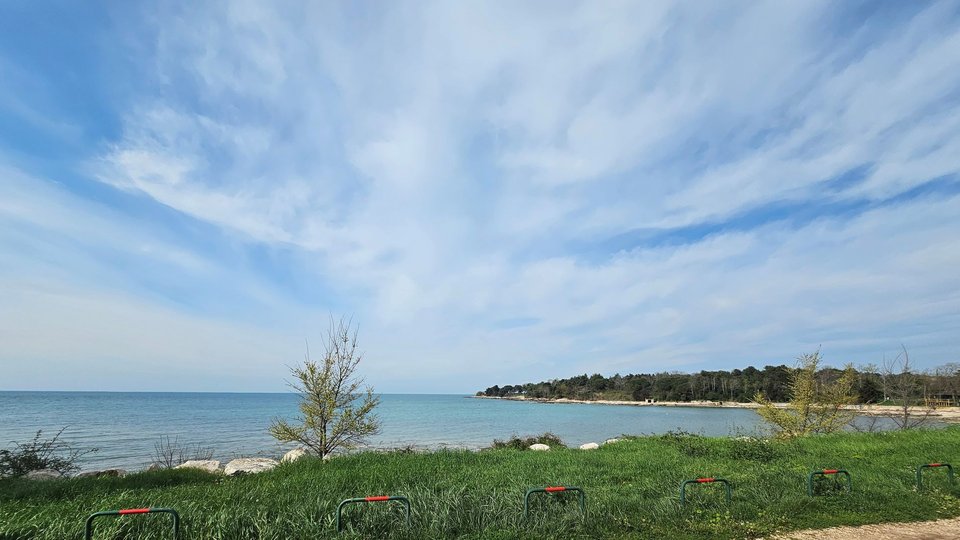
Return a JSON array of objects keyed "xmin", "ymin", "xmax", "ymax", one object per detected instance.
[{"xmin": 773, "ymin": 517, "xmax": 960, "ymax": 539}]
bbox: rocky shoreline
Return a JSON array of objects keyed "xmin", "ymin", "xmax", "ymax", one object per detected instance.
[
  {"xmin": 20, "ymin": 447, "xmax": 314, "ymax": 481},
  {"xmin": 472, "ymin": 395, "xmax": 960, "ymax": 421}
]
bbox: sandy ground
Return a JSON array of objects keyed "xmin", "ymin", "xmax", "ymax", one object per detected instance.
[
  {"xmin": 771, "ymin": 517, "xmax": 960, "ymax": 539},
  {"xmin": 471, "ymin": 395, "xmax": 960, "ymax": 421}
]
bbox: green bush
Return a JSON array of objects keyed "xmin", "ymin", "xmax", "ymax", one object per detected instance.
[
  {"xmin": 490, "ymin": 432, "xmax": 567, "ymax": 450},
  {"xmin": 659, "ymin": 430, "xmax": 713, "ymax": 457},
  {"xmin": 0, "ymin": 428, "xmax": 97, "ymax": 477}
]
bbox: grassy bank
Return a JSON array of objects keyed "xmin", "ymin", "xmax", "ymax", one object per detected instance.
[{"xmin": 3, "ymin": 429, "xmax": 960, "ymax": 539}]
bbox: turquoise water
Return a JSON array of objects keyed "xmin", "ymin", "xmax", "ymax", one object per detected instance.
[{"xmin": 0, "ymin": 392, "xmax": 764, "ymax": 471}]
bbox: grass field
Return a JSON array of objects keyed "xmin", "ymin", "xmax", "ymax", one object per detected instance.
[{"xmin": 3, "ymin": 428, "xmax": 960, "ymax": 539}]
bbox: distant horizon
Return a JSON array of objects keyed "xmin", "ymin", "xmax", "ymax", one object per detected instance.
[{"xmin": 6, "ymin": 357, "xmax": 942, "ymax": 395}]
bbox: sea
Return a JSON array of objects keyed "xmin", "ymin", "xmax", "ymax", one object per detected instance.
[{"xmin": 1, "ymin": 392, "xmax": 768, "ymax": 472}]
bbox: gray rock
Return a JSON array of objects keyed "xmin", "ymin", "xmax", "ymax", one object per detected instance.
[
  {"xmin": 281, "ymin": 448, "xmax": 309, "ymax": 463},
  {"xmin": 224, "ymin": 458, "xmax": 278, "ymax": 476},
  {"xmin": 579, "ymin": 442, "xmax": 600, "ymax": 450},
  {"xmin": 146, "ymin": 463, "xmax": 162, "ymax": 472},
  {"xmin": 603, "ymin": 438, "xmax": 621, "ymax": 445},
  {"xmin": 24, "ymin": 469, "xmax": 63, "ymax": 481},
  {"xmin": 528, "ymin": 443, "xmax": 550, "ymax": 451},
  {"xmin": 175, "ymin": 460, "xmax": 221, "ymax": 473},
  {"xmin": 76, "ymin": 468, "xmax": 127, "ymax": 478}
]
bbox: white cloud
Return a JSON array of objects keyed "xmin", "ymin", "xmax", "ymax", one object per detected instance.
[{"xmin": 2, "ymin": 1, "xmax": 959, "ymax": 391}]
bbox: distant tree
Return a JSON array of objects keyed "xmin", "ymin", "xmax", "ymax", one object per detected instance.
[
  {"xmin": 754, "ymin": 350, "xmax": 858, "ymax": 438},
  {"xmin": 269, "ymin": 317, "xmax": 381, "ymax": 458}
]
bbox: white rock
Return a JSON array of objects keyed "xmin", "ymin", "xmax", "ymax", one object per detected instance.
[
  {"xmin": 281, "ymin": 448, "xmax": 309, "ymax": 463},
  {"xmin": 175, "ymin": 460, "xmax": 221, "ymax": 473},
  {"xmin": 528, "ymin": 443, "xmax": 550, "ymax": 451},
  {"xmin": 603, "ymin": 438, "xmax": 621, "ymax": 445},
  {"xmin": 579, "ymin": 442, "xmax": 600, "ymax": 450},
  {"xmin": 76, "ymin": 469, "xmax": 126, "ymax": 478},
  {"xmin": 223, "ymin": 458, "xmax": 278, "ymax": 476},
  {"xmin": 24, "ymin": 469, "xmax": 63, "ymax": 480}
]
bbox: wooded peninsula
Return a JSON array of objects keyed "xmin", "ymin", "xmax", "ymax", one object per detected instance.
[{"xmin": 478, "ymin": 363, "xmax": 960, "ymax": 405}]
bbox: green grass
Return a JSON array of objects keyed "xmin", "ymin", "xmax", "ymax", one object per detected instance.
[{"xmin": 3, "ymin": 428, "xmax": 960, "ymax": 539}]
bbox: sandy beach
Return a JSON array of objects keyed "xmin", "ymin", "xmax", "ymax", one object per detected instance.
[{"xmin": 472, "ymin": 395, "xmax": 960, "ymax": 422}]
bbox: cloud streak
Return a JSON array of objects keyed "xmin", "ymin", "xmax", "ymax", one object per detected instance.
[{"xmin": 1, "ymin": 1, "xmax": 959, "ymax": 391}]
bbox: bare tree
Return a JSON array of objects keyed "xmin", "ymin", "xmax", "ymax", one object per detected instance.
[
  {"xmin": 269, "ymin": 317, "xmax": 381, "ymax": 458},
  {"xmin": 882, "ymin": 346, "xmax": 934, "ymax": 430}
]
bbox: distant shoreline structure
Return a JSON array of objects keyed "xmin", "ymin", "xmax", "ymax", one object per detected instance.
[{"xmin": 471, "ymin": 395, "xmax": 960, "ymax": 421}]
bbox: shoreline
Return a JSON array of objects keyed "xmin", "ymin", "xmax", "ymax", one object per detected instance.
[{"xmin": 471, "ymin": 395, "xmax": 960, "ymax": 421}]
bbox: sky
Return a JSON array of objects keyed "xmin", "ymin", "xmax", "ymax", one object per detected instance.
[{"xmin": 1, "ymin": 1, "xmax": 959, "ymax": 393}]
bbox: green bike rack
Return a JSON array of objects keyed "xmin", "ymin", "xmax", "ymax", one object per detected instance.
[
  {"xmin": 336, "ymin": 495, "xmax": 410, "ymax": 533},
  {"xmin": 85, "ymin": 508, "xmax": 179, "ymax": 539},
  {"xmin": 679, "ymin": 478, "xmax": 731, "ymax": 507},
  {"xmin": 523, "ymin": 486, "xmax": 585, "ymax": 519},
  {"xmin": 807, "ymin": 469, "xmax": 851, "ymax": 496},
  {"xmin": 917, "ymin": 463, "xmax": 954, "ymax": 490}
]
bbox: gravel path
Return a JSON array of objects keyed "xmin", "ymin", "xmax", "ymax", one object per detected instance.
[{"xmin": 773, "ymin": 517, "xmax": 960, "ymax": 540}]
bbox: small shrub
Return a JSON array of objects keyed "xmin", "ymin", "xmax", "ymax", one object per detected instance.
[
  {"xmin": 726, "ymin": 436, "xmax": 783, "ymax": 462},
  {"xmin": 152, "ymin": 436, "xmax": 215, "ymax": 469},
  {"xmin": 659, "ymin": 430, "xmax": 712, "ymax": 457},
  {"xmin": 0, "ymin": 428, "xmax": 97, "ymax": 477},
  {"xmin": 490, "ymin": 432, "xmax": 566, "ymax": 450}
]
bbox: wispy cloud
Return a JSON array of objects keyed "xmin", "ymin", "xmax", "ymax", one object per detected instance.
[{"xmin": 1, "ymin": 1, "xmax": 959, "ymax": 391}]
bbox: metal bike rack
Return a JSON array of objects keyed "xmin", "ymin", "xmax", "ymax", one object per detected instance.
[
  {"xmin": 679, "ymin": 478, "xmax": 731, "ymax": 507},
  {"xmin": 917, "ymin": 463, "xmax": 954, "ymax": 490},
  {"xmin": 523, "ymin": 486, "xmax": 585, "ymax": 519},
  {"xmin": 85, "ymin": 508, "xmax": 180, "ymax": 539},
  {"xmin": 336, "ymin": 495, "xmax": 410, "ymax": 533},
  {"xmin": 807, "ymin": 469, "xmax": 851, "ymax": 497}
]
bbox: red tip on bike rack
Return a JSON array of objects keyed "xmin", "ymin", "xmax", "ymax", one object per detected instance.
[
  {"xmin": 337, "ymin": 495, "xmax": 411, "ymax": 532},
  {"xmin": 808, "ymin": 469, "xmax": 851, "ymax": 496},
  {"xmin": 680, "ymin": 478, "xmax": 731, "ymax": 507},
  {"xmin": 929, "ymin": 463, "xmax": 942, "ymax": 467},
  {"xmin": 544, "ymin": 486, "xmax": 567, "ymax": 493},
  {"xmin": 117, "ymin": 508, "xmax": 151, "ymax": 515},
  {"xmin": 85, "ymin": 508, "xmax": 179, "ymax": 539}
]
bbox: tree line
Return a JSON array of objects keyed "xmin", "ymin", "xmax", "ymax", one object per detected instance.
[{"xmin": 478, "ymin": 360, "xmax": 960, "ymax": 405}]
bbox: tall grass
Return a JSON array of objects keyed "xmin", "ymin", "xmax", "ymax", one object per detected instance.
[{"xmin": 2, "ymin": 428, "xmax": 960, "ymax": 539}]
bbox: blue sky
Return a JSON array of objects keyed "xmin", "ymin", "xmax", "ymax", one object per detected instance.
[{"xmin": 1, "ymin": 1, "xmax": 959, "ymax": 393}]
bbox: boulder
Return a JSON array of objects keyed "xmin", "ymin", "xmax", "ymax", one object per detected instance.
[
  {"xmin": 281, "ymin": 448, "xmax": 309, "ymax": 463},
  {"xmin": 603, "ymin": 438, "xmax": 621, "ymax": 445},
  {"xmin": 528, "ymin": 443, "xmax": 550, "ymax": 451},
  {"xmin": 77, "ymin": 469, "xmax": 127, "ymax": 479},
  {"xmin": 145, "ymin": 463, "xmax": 162, "ymax": 472},
  {"xmin": 24, "ymin": 469, "xmax": 63, "ymax": 481},
  {"xmin": 175, "ymin": 460, "xmax": 221, "ymax": 473},
  {"xmin": 579, "ymin": 442, "xmax": 600, "ymax": 450},
  {"xmin": 224, "ymin": 458, "xmax": 279, "ymax": 476}
]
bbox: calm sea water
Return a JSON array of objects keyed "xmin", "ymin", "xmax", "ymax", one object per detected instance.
[{"xmin": 0, "ymin": 392, "xmax": 766, "ymax": 471}]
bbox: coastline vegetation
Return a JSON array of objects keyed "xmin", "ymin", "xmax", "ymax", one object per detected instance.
[
  {"xmin": 0, "ymin": 428, "xmax": 97, "ymax": 478},
  {"xmin": 3, "ymin": 428, "xmax": 960, "ymax": 539},
  {"xmin": 479, "ymin": 354, "xmax": 960, "ymax": 406}
]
